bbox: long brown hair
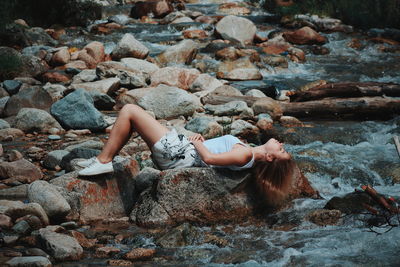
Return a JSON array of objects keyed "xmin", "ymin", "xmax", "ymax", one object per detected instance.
[{"xmin": 253, "ymin": 157, "xmax": 295, "ymax": 206}]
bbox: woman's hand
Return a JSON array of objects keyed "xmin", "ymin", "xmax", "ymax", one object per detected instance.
[{"xmin": 188, "ymin": 134, "xmax": 205, "ymax": 142}]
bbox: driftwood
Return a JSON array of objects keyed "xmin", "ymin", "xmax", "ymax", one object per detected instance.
[
  {"xmin": 361, "ymin": 185, "xmax": 398, "ymax": 214},
  {"xmin": 290, "ymin": 82, "xmax": 400, "ymax": 102},
  {"xmin": 201, "ymin": 94, "xmax": 400, "ymax": 119}
]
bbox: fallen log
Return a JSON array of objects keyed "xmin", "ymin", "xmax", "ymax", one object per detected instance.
[
  {"xmin": 281, "ymin": 96, "xmax": 400, "ymax": 119},
  {"xmin": 290, "ymin": 82, "xmax": 400, "ymax": 102},
  {"xmin": 202, "ymin": 94, "xmax": 400, "ymax": 120}
]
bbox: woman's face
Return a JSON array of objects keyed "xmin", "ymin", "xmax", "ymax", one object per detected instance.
[{"xmin": 265, "ymin": 138, "xmax": 291, "ymax": 160}]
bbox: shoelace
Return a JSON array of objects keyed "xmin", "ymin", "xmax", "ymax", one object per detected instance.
[{"xmin": 85, "ymin": 158, "xmax": 99, "ymax": 168}]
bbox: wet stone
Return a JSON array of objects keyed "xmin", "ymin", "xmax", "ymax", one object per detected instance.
[
  {"xmin": 48, "ymin": 135, "xmax": 61, "ymax": 140},
  {"xmin": 12, "ymin": 220, "xmax": 32, "ymax": 235},
  {"xmin": 0, "ymin": 214, "xmax": 13, "ymax": 229},
  {"xmin": 0, "ymin": 119, "xmax": 10, "ymax": 130},
  {"xmin": 3, "ymin": 80, "xmax": 22, "ymax": 95},
  {"xmin": 124, "ymin": 248, "xmax": 156, "ymax": 261},
  {"xmin": 6, "ymin": 256, "xmax": 52, "ymax": 267}
]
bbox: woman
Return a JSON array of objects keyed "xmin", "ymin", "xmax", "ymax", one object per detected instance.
[{"xmin": 78, "ymin": 104, "xmax": 295, "ymax": 203}]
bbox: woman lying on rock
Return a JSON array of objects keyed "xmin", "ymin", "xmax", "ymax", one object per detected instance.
[{"xmin": 78, "ymin": 104, "xmax": 295, "ymax": 203}]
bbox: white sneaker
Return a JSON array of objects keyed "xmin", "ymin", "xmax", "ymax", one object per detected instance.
[
  {"xmin": 76, "ymin": 157, "xmax": 97, "ymax": 168},
  {"xmin": 78, "ymin": 158, "xmax": 114, "ymax": 176}
]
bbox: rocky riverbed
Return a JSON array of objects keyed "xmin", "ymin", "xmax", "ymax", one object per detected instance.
[{"xmin": 1, "ymin": 0, "xmax": 400, "ymax": 266}]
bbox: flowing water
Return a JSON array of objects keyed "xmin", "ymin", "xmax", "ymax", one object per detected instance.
[{"xmin": 56, "ymin": 0, "xmax": 400, "ymax": 265}]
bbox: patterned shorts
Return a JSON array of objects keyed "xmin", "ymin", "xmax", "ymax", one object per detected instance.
[{"xmin": 151, "ymin": 129, "xmax": 200, "ymax": 170}]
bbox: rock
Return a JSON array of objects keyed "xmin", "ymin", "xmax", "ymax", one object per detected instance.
[
  {"xmin": 70, "ymin": 230, "xmax": 96, "ymax": 249},
  {"xmin": 38, "ymin": 228, "xmax": 83, "ymax": 261},
  {"xmin": 130, "ymin": 0, "xmax": 174, "ymax": 19},
  {"xmin": 260, "ymin": 36, "xmax": 292, "ymax": 55},
  {"xmin": 189, "ymin": 74, "xmax": 223, "ymax": 93},
  {"xmin": 205, "ymin": 101, "xmax": 248, "ymax": 116},
  {"xmin": 137, "ymin": 84, "xmax": 200, "ymax": 119},
  {"xmin": 306, "ymin": 209, "xmax": 342, "ymax": 226},
  {"xmin": 25, "ymin": 248, "xmax": 50, "ymax": 258},
  {"xmin": 124, "ymin": 248, "xmax": 156, "ymax": 261},
  {"xmin": 245, "ymin": 89, "xmax": 266, "ymax": 97},
  {"xmin": 71, "ymin": 69, "xmax": 97, "ymax": 84},
  {"xmin": 69, "ymin": 77, "xmax": 120, "ymax": 95},
  {"xmin": 0, "ymin": 184, "xmax": 28, "ymax": 199},
  {"xmin": 50, "ymin": 157, "xmax": 139, "ymax": 223},
  {"xmin": 229, "ymin": 119, "xmax": 259, "ymax": 140},
  {"xmin": 17, "ymin": 214, "xmax": 43, "ymax": 230},
  {"xmin": 111, "ymin": 33, "xmax": 149, "ymax": 60},
  {"xmin": 5, "ymin": 150, "xmax": 23, "ymax": 162},
  {"xmin": 6, "ymin": 256, "xmax": 52, "ymax": 267},
  {"xmin": 218, "ymin": 2, "xmax": 251, "ymax": 15},
  {"xmin": 195, "ymin": 15, "xmax": 216, "ymax": 24},
  {"xmin": 42, "ymin": 83, "xmax": 67, "ymax": 102},
  {"xmin": 108, "ymin": 14, "xmax": 131, "ymax": 25},
  {"xmin": 130, "ymin": 168, "xmax": 254, "ymax": 226},
  {"xmin": 283, "ymin": 26, "xmax": 327, "ymax": 45},
  {"xmin": 12, "ymin": 220, "xmax": 31, "ymax": 235},
  {"xmin": 0, "ymin": 200, "xmax": 49, "ymax": 226},
  {"xmin": 185, "ymin": 117, "xmax": 223, "ymax": 139},
  {"xmin": 63, "ymin": 139, "xmax": 104, "ymax": 152},
  {"xmin": 288, "ymin": 47, "xmax": 306, "ymax": 63},
  {"xmin": 14, "ymin": 108, "xmax": 63, "ymax": 134},
  {"xmin": 210, "ymin": 85, "xmax": 243, "ymax": 97},
  {"xmin": 261, "ymin": 55, "xmax": 288, "ymax": 68},
  {"xmin": 0, "ymin": 119, "xmax": 11, "ymax": 129},
  {"xmin": 279, "ymin": 115, "xmax": 303, "ymax": 127},
  {"xmin": 3, "ymin": 87, "xmax": 53, "ymax": 117},
  {"xmin": 41, "ymin": 71, "xmax": 71, "ymax": 83},
  {"xmin": 51, "ymin": 47, "xmax": 71, "ymax": 66},
  {"xmin": 0, "ymin": 96, "xmax": 10, "ymax": 115},
  {"xmin": 0, "ymin": 159, "xmax": 43, "ymax": 184},
  {"xmin": 183, "ymin": 29, "xmax": 208, "ymax": 39},
  {"xmin": 28, "ymin": 180, "xmax": 71, "ymax": 219},
  {"xmin": 215, "ymin": 47, "xmax": 239, "ymax": 61},
  {"xmin": 215, "ymin": 15, "xmax": 256, "ymax": 46},
  {"xmin": 95, "ymin": 246, "xmax": 121, "ymax": 258},
  {"xmin": 251, "ymin": 97, "xmax": 283, "ymax": 120},
  {"xmin": 3, "ymin": 80, "xmax": 22, "ymax": 95},
  {"xmin": 95, "ymin": 62, "xmax": 146, "ymax": 89},
  {"xmin": 0, "ymin": 128, "xmax": 24, "ymax": 142},
  {"xmin": 217, "ymin": 68, "xmax": 262, "ymax": 81},
  {"xmin": 172, "ymin": 16, "xmax": 193, "ymax": 24},
  {"xmin": 324, "ymin": 191, "xmax": 375, "ymax": 214},
  {"xmin": 150, "ymin": 67, "xmax": 200, "ymax": 90},
  {"xmin": 64, "ymin": 60, "xmax": 87, "ymax": 70},
  {"xmin": 90, "ymin": 92, "xmax": 116, "ymax": 111},
  {"xmin": 20, "ymin": 55, "xmax": 50, "ymax": 78},
  {"xmin": 83, "ymin": 41, "xmax": 105, "ymax": 66},
  {"xmin": 0, "ymin": 214, "xmax": 13, "ymax": 229},
  {"xmin": 157, "ymin": 39, "xmax": 198, "ymax": 65},
  {"xmin": 120, "ymin": 58, "xmax": 160, "ymax": 75},
  {"xmin": 135, "ymin": 167, "xmax": 160, "ymax": 194},
  {"xmin": 50, "ymin": 89, "xmax": 108, "ymax": 131},
  {"xmin": 59, "ymin": 147, "xmax": 100, "ymax": 172},
  {"xmin": 0, "ymin": 87, "xmax": 9, "ymax": 98}
]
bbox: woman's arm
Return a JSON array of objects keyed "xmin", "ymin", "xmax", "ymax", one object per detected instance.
[{"xmin": 190, "ymin": 139, "xmax": 252, "ymax": 167}]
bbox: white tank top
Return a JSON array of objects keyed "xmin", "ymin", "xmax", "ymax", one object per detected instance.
[{"xmin": 202, "ymin": 135, "xmax": 254, "ymax": 170}]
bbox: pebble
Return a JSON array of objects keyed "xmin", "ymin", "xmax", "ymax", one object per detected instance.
[{"xmin": 48, "ymin": 135, "xmax": 61, "ymax": 140}]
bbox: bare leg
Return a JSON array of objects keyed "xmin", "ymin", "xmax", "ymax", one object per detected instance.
[{"xmin": 97, "ymin": 104, "xmax": 169, "ymax": 163}]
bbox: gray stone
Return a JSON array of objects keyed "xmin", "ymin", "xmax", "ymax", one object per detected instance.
[
  {"xmin": 120, "ymin": 58, "xmax": 159, "ymax": 75},
  {"xmin": 59, "ymin": 147, "xmax": 100, "ymax": 172},
  {"xmin": 245, "ymin": 89, "xmax": 267, "ymax": 97},
  {"xmin": 0, "ymin": 119, "xmax": 10, "ymax": 129},
  {"xmin": 12, "ymin": 220, "xmax": 31, "ymax": 235},
  {"xmin": 48, "ymin": 135, "xmax": 61, "ymax": 140},
  {"xmin": 3, "ymin": 87, "xmax": 54, "ymax": 117},
  {"xmin": 42, "ymin": 150, "xmax": 70, "ymax": 170},
  {"xmin": 3, "ymin": 80, "xmax": 22, "ymax": 95},
  {"xmin": 71, "ymin": 69, "xmax": 97, "ymax": 84},
  {"xmin": 0, "ymin": 184, "xmax": 28, "ymax": 199},
  {"xmin": 21, "ymin": 45, "xmax": 53, "ymax": 58},
  {"xmin": 157, "ymin": 39, "xmax": 197, "ymax": 65},
  {"xmin": 90, "ymin": 92, "xmax": 116, "ymax": 111},
  {"xmin": 0, "ymin": 96, "xmax": 10, "ymax": 115},
  {"xmin": 219, "ymin": 68, "xmax": 262, "ymax": 81},
  {"xmin": 215, "ymin": 15, "xmax": 256, "ymax": 46},
  {"xmin": 63, "ymin": 139, "xmax": 104, "ymax": 152},
  {"xmin": 0, "ymin": 200, "xmax": 49, "ymax": 226},
  {"xmin": 205, "ymin": 101, "xmax": 248, "ymax": 116},
  {"xmin": 210, "ymin": 85, "xmax": 243, "ymax": 97},
  {"xmin": 39, "ymin": 229, "xmax": 83, "ymax": 261},
  {"xmin": 111, "ymin": 33, "xmax": 149, "ymax": 60},
  {"xmin": 14, "ymin": 108, "xmax": 63, "ymax": 133},
  {"xmin": 42, "ymin": 83, "xmax": 67, "ymax": 102},
  {"xmin": 25, "ymin": 248, "xmax": 50, "ymax": 258},
  {"xmin": 28, "ymin": 180, "xmax": 71, "ymax": 219},
  {"xmin": 0, "ymin": 86, "xmax": 9, "ymax": 97},
  {"xmin": 20, "ymin": 55, "xmax": 50, "ymax": 78},
  {"xmin": 6, "ymin": 256, "xmax": 52, "ymax": 267},
  {"xmin": 189, "ymin": 74, "xmax": 224, "ymax": 93},
  {"xmin": 69, "ymin": 78, "xmax": 120, "ymax": 95},
  {"xmin": 60, "ymin": 221, "xmax": 78, "ymax": 230},
  {"xmin": 135, "ymin": 167, "xmax": 160, "ymax": 194},
  {"xmin": 108, "ymin": 14, "xmax": 131, "ymax": 25},
  {"xmin": 185, "ymin": 116, "xmax": 216, "ymax": 134},
  {"xmin": 137, "ymin": 84, "xmax": 200, "ymax": 119},
  {"xmin": 0, "ymin": 214, "xmax": 12, "ymax": 229},
  {"xmin": 50, "ymin": 89, "xmax": 108, "ymax": 131},
  {"xmin": 230, "ymin": 119, "xmax": 259, "ymax": 136},
  {"xmin": 0, "ymin": 159, "xmax": 43, "ymax": 184}
]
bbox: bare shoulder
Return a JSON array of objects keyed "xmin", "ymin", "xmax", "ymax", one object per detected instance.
[{"xmin": 232, "ymin": 144, "xmax": 253, "ymax": 160}]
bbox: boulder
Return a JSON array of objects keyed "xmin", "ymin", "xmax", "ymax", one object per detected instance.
[
  {"xmin": 51, "ymin": 47, "xmax": 71, "ymax": 66},
  {"xmin": 130, "ymin": 0, "xmax": 174, "ymax": 19},
  {"xmin": 134, "ymin": 167, "xmax": 160, "ymax": 194},
  {"xmin": 217, "ymin": 68, "xmax": 262, "ymax": 81},
  {"xmin": 0, "ymin": 119, "xmax": 10, "ymax": 129},
  {"xmin": 28, "ymin": 180, "xmax": 71, "ymax": 219},
  {"xmin": 41, "ymin": 71, "xmax": 71, "ymax": 83},
  {"xmin": 3, "ymin": 87, "xmax": 53, "ymax": 117},
  {"xmin": 120, "ymin": 58, "xmax": 160, "ymax": 75},
  {"xmin": 42, "ymin": 150, "xmax": 70, "ymax": 170},
  {"xmin": 0, "ymin": 159, "xmax": 43, "ymax": 184},
  {"xmin": 218, "ymin": 2, "xmax": 251, "ymax": 15},
  {"xmin": 20, "ymin": 55, "xmax": 50, "ymax": 78},
  {"xmin": 229, "ymin": 119, "xmax": 259, "ymax": 140},
  {"xmin": 50, "ymin": 89, "xmax": 108, "ymax": 131},
  {"xmin": 0, "ymin": 128, "xmax": 24, "ymax": 142},
  {"xmin": 137, "ymin": 84, "xmax": 200, "ymax": 119},
  {"xmin": 38, "ymin": 228, "xmax": 83, "ymax": 261},
  {"xmin": 95, "ymin": 62, "xmax": 147, "ymax": 89},
  {"xmin": 3, "ymin": 80, "xmax": 22, "ymax": 95},
  {"xmin": 215, "ymin": 15, "xmax": 256, "ymax": 46},
  {"xmin": 42, "ymin": 83, "xmax": 67, "ymax": 101},
  {"xmin": 245, "ymin": 89, "xmax": 267, "ymax": 97},
  {"xmin": 189, "ymin": 74, "xmax": 224, "ymax": 93},
  {"xmin": 210, "ymin": 85, "xmax": 243, "ymax": 97},
  {"xmin": 185, "ymin": 117, "xmax": 223, "ymax": 139},
  {"xmin": 50, "ymin": 157, "xmax": 139, "ymax": 223},
  {"xmin": 251, "ymin": 97, "xmax": 283, "ymax": 120},
  {"xmin": 14, "ymin": 108, "xmax": 63, "ymax": 133},
  {"xmin": 157, "ymin": 39, "xmax": 198, "ymax": 65},
  {"xmin": 150, "ymin": 67, "xmax": 200, "ymax": 90},
  {"xmin": 283, "ymin": 26, "xmax": 327, "ymax": 45},
  {"xmin": 69, "ymin": 77, "xmax": 120, "ymax": 95},
  {"xmin": 205, "ymin": 101, "xmax": 249, "ymax": 116},
  {"xmin": 71, "ymin": 69, "xmax": 97, "ymax": 83},
  {"xmin": 83, "ymin": 41, "xmax": 105, "ymax": 66},
  {"xmin": 0, "ymin": 214, "xmax": 13, "ymax": 229},
  {"xmin": 111, "ymin": 33, "xmax": 149, "ymax": 60},
  {"xmin": 260, "ymin": 36, "xmax": 292, "ymax": 55},
  {"xmin": 6, "ymin": 256, "xmax": 52, "ymax": 267},
  {"xmin": 0, "ymin": 200, "xmax": 49, "ymax": 226}
]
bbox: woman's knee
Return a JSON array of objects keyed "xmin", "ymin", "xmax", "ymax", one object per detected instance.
[{"xmin": 120, "ymin": 104, "xmax": 142, "ymax": 116}]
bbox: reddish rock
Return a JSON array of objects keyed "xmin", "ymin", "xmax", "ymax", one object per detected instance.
[
  {"xmin": 215, "ymin": 47, "xmax": 239, "ymax": 60},
  {"xmin": 95, "ymin": 246, "xmax": 121, "ymax": 258},
  {"xmin": 42, "ymin": 71, "xmax": 71, "ymax": 83},
  {"xmin": 64, "ymin": 60, "xmax": 88, "ymax": 70},
  {"xmin": 195, "ymin": 15, "xmax": 216, "ymax": 24},
  {"xmin": 261, "ymin": 43, "xmax": 291, "ymax": 55},
  {"xmin": 130, "ymin": 0, "xmax": 174, "ymax": 19},
  {"xmin": 283, "ymin": 26, "xmax": 327, "ymax": 45},
  {"xmin": 51, "ymin": 47, "xmax": 70, "ymax": 66},
  {"xmin": 150, "ymin": 67, "xmax": 200, "ymax": 90},
  {"xmin": 46, "ymin": 28, "xmax": 66, "ymax": 40},
  {"xmin": 288, "ymin": 47, "xmax": 306, "ymax": 63},
  {"xmin": 0, "ymin": 214, "xmax": 13, "ymax": 229},
  {"xmin": 108, "ymin": 260, "xmax": 133, "ymax": 266},
  {"xmin": 0, "ymin": 159, "xmax": 43, "ymax": 183},
  {"xmin": 84, "ymin": 41, "xmax": 105, "ymax": 65},
  {"xmin": 78, "ymin": 50, "xmax": 98, "ymax": 69},
  {"xmin": 183, "ymin": 29, "xmax": 208, "ymax": 39},
  {"xmin": 70, "ymin": 230, "xmax": 97, "ymax": 248},
  {"xmin": 0, "ymin": 128, "xmax": 24, "ymax": 142},
  {"xmin": 218, "ymin": 2, "xmax": 251, "ymax": 15},
  {"xmin": 124, "ymin": 248, "xmax": 156, "ymax": 261}
]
